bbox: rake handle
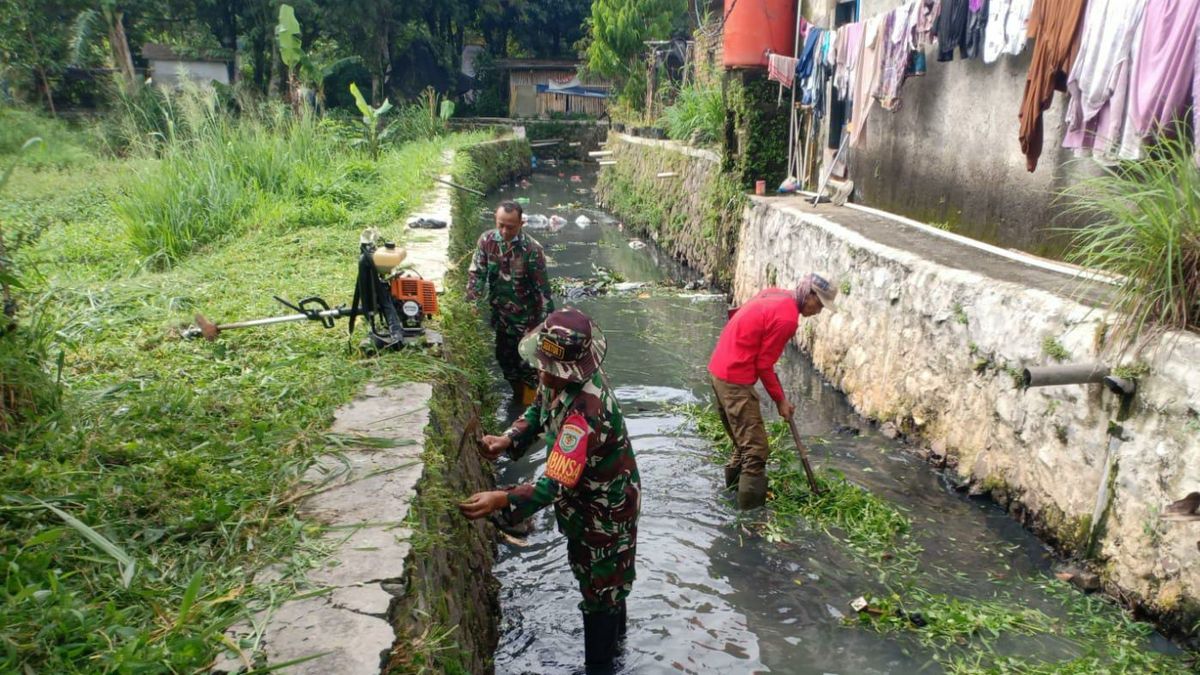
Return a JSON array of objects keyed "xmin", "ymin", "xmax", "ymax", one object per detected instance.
[{"xmin": 786, "ymin": 414, "xmax": 823, "ymax": 495}]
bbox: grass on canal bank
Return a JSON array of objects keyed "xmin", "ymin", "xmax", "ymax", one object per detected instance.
[
  {"xmin": 1, "ymin": 110, "xmax": 494, "ymax": 672},
  {"xmin": 683, "ymin": 405, "xmax": 1196, "ymax": 673}
]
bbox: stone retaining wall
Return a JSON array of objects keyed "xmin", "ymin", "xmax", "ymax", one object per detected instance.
[{"xmin": 597, "ymin": 130, "xmax": 1200, "ymax": 632}]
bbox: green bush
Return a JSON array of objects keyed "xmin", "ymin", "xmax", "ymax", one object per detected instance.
[
  {"xmin": 662, "ymin": 82, "xmax": 724, "ymax": 147},
  {"xmin": 0, "ymin": 107, "xmax": 92, "ymax": 169},
  {"xmin": 1063, "ymin": 135, "xmax": 1200, "ymax": 349}
]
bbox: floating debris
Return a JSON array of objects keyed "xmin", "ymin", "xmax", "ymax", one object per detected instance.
[
  {"xmin": 523, "ymin": 214, "xmax": 549, "ymax": 229},
  {"xmin": 611, "ymin": 282, "xmax": 648, "ymax": 292},
  {"xmin": 548, "ymin": 215, "xmax": 567, "ymax": 232},
  {"xmin": 575, "ymin": 215, "xmax": 592, "ymax": 228},
  {"xmin": 570, "ymin": 175, "xmax": 582, "ymax": 183},
  {"xmin": 628, "ymin": 239, "xmax": 647, "ymax": 250}
]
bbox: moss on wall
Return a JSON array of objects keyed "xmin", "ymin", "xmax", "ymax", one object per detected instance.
[
  {"xmin": 723, "ymin": 72, "xmax": 792, "ymax": 190},
  {"xmin": 594, "ymin": 135, "xmax": 746, "ymax": 288}
]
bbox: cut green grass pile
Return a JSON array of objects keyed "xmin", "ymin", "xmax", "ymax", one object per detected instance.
[
  {"xmin": 1, "ymin": 120, "xmax": 492, "ymax": 672},
  {"xmin": 682, "ymin": 405, "xmax": 1196, "ymax": 673},
  {"xmin": 687, "ymin": 404, "xmax": 915, "ymax": 561}
]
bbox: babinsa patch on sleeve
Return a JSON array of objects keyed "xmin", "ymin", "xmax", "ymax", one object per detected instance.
[{"xmin": 546, "ymin": 413, "xmax": 589, "ymax": 488}]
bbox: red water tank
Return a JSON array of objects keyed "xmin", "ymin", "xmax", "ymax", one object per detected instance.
[{"xmin": 722, "ymin": 0, "xmax": 799, "ymax": 68}]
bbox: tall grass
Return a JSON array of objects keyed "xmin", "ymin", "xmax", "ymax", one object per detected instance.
[
  {"xmin": 1062, "ymin": 135, "xmax": 1200, "ymax": 350},
  {"xmin": 1, "ymin": 131, "xmax": 479, "ymax": 672},
  {"xmin": 662, "ymin": 82, "xmax": 724, "ymax": 147},
  {"xmin": 111, "ymin": 89, "xmax": 350, "ymax": 266}
]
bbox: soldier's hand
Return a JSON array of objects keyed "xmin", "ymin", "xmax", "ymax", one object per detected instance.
[
  {"xmin": 480, "ymin": 434, "xmax": 512, "ymax": 460},
  {"xmin": 459, "ymin": 491, "xmax": 509, "ymax": 520},
  {"xmin": 776, "ymin": 398, "xmax": 796, "ymax": 419}
]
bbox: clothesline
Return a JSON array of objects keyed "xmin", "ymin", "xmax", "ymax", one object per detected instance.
[{"xmin": 763, "ymin": 0, "xmax": 1200, "ymax": 174}]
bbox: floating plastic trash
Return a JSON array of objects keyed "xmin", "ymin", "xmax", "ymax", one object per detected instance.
[
  {"xmin": 574, "ymin": 215, "xmax": 592, "ymax": 228},
  {"xmin": 523, "ymin": 214, "xmax": 549, "ymax": 229}
]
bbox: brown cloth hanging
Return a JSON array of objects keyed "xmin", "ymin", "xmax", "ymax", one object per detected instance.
[{"xmin": 1018, "ymin": 0, "xmax": 1088, "ymax": 172}]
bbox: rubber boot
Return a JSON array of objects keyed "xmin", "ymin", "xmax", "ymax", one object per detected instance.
[
  {"xmin": 737, "ymin": 473, "xmax": 768, "ymax": 510},
  {"xmin": 723, "ymin": 466, "xmax": 741, "ymax": 491},
  {"xmin": 617, "ymin": 599, "xmax": 627, "ymax": 640},
  {"xmin": 583, "ymin": 610, "xmax": 619, "ymax": 674}
]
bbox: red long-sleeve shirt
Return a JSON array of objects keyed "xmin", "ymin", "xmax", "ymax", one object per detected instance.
[{"xmin": 707, "ymin": 288, "xmax": 799, "ymax": 403}]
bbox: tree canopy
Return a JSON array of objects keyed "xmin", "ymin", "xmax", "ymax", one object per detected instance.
[{"xmin": 0, "ymin": 0, "xmax": 598, "ymax": 109}]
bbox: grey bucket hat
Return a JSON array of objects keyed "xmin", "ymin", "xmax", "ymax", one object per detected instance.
[
  {"xmin": 807, "ymin": 273, "xmax": 838, "ymax": 311},
  {"xmin": 518, "ymin": 307, "xmax": 608, "ymax": 383}
]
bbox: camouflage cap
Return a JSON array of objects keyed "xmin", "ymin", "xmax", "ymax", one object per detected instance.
[{"xmin": 518, "ymin": 307, "xmax": 607, "ymax": 382}]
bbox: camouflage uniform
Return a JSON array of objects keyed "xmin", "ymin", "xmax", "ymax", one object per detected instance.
[
  {"xmin": 499, "ymin": 370, "xmax": 640, "ymax": 614},
  {"xmin": 466, "ymin": 229, "xmax": 555, "ymax": 387}
]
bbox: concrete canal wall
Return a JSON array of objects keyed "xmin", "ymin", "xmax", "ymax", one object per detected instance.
[{"xmin": 597, "ymin": 131, "xmax": 1200, "ymax": 631}]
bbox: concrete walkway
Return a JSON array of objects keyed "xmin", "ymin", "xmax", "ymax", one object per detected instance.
[
  {"xmin": 762, "ymin": 196, "xmax": 1113, "ymax": 308},
  {"xmin": 213, "ymin": 156, "xmax": 455, "ymax": 674},
  {"xmin": 402, "ymin": 149, "xmax": 456, "ymax": 293}
]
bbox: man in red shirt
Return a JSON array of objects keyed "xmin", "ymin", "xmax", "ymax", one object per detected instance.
[{"xmin": 707, "ymin": 273, "xmax": 838, "ymax": 509}]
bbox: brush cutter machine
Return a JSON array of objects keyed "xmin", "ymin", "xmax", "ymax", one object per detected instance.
[{"xmin": 183, "ymin": 228, "xmax": 439, "ymax": 349}]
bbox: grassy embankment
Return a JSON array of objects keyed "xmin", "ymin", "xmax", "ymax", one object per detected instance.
[
  {"xmin": 0, "ymin": 102, "xmax": 493, "ymax": 672},
  {"xmin": 686, "ymin": 406, "xmax": 1195, "ymax": 674}
]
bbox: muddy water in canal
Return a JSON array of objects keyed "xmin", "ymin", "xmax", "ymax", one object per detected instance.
[{"xmin": 478, "ymin": 168, "xmax": 1181, "ymax": 674}]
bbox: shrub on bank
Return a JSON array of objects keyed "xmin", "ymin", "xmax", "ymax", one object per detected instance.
[
  {"xmin": 662, "ymin": 81, "xmax": 723, "ymax": 147},
  {"xmin": 0, "ymin": 107, "xmax": 92, "ymax": 169},
  {"xmin": 1064, "ymin": 135, "xmax": 1200, "ymax": 350}
]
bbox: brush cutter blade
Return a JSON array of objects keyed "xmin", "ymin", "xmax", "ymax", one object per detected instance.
[{"xmin": 195, "ymin": 313, "xmax": 220, "ymax": 341}]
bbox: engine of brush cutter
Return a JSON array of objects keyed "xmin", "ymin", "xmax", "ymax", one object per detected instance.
[{"xmin": 355, "ymin": 228, "xmax": 439, "ymax": 349}]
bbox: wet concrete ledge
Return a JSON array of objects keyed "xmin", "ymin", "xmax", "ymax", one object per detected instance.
[{"xmin": 597, "ymin": 130, "xmax": 1200, "ymax": 632}]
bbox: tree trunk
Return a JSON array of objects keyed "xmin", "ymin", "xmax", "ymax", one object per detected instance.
[
  {"xmin": 24, "ymin": 27, "xmax": 55, "ymax": 115},
  {"xmin": 108, "ymin": 11, "xmax": 138, "ymax": 94},
  {"xmin": 39, "ymin": 69, "xmax": 55, "ymax": 115},
  {"xmin": 221, "ymin": 1, "xmax": 239, "ymax": 84}
]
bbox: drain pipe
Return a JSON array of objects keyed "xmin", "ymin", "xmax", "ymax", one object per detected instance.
[{"xmin": 1022, "ymin": 363, "xmax": 1109, "ymax": 388}]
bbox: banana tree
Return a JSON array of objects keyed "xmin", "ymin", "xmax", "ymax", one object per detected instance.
[
  {"xmin": 349, "ymin": 82, "xmax": 393, "ymax": 159},
  {"xmin": 276, "ymin": 4, "xmax": 359, "ymax": 110}
]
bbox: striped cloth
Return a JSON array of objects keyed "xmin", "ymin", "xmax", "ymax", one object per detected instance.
[{"xmin": 767, "ymin": 54, "xmax": 800, "ymax": 88}]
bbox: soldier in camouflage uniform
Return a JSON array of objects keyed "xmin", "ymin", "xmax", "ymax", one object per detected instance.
[
  {"xmin": 459, "ymin": 308, "xmax": 639, "ymax": 673},
  {"xmin": 466, "ymin": 200, "xmax": 555, "ymax": 403}
]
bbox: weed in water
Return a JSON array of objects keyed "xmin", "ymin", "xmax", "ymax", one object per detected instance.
[{"xmin": 684, "ymin": 405, "xmax": 917, "ymax": 566}]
